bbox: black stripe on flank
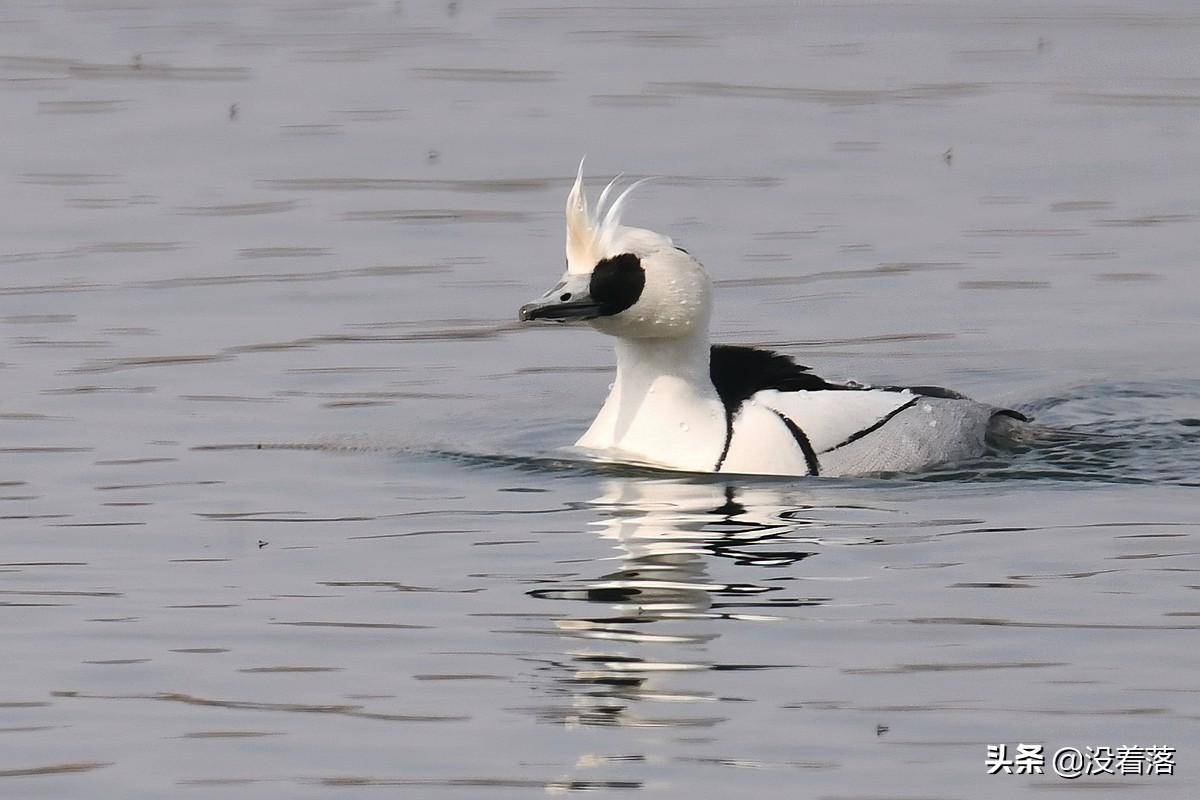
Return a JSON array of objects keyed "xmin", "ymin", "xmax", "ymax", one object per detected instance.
[
  {"xmin": 709, "ymin": 345, "xmax": 835, "ymax": 472},
  {"xmin": 771, "ymin": 411, "xmax": 820, "ymax": 476},
  {"xmin": 714, "ymin": 413, "xmax": 734, "ymax": 472},
  {"xmin": 821, "ymin": 398, "xmax": 919, "ymax": 454}
]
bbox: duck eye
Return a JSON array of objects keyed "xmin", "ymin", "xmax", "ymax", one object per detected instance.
[
  {"xmin": 560, "ymin": 293, "xmax": 572, "ymax": 301},
  {"xmin": 589, "ymin": 253, "xmax": 645, "ymax": 316}
]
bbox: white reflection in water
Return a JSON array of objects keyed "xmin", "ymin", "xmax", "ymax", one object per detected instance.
[{"xmin": 526, "ymin": 479, "xmax": 842, "ymax": 729}]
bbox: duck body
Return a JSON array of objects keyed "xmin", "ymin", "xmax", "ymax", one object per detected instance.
[
  {"xmin": 519, "ymin": 165, "xmax": 1028, "ymax": 478},
  {"xmin": 573, "ymin": 338, "xmax": 1023, "ymax": 477}
]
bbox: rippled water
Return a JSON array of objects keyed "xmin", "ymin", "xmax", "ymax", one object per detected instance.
[{"xmin": 2, "ymin": 1, "xmax": 1198, "ymax": 798}]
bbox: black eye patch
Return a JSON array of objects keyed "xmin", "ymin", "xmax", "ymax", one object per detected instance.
[{"xmin": 589, "ymin": 253, "xmax": 644, "ymax": 316}]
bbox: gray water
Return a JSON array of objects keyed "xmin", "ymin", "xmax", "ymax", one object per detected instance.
[{"xmin": 2, "ymin": 1, "xmax": 1198, "ymax": 798}]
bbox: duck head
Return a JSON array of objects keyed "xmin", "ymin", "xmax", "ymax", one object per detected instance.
[{"xmin": 519, "ymin": 164, "xmax": 712, "ymax": 340}]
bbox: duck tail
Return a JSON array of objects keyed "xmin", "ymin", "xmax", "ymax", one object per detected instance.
[{"xmin": 986, "ymin": 409, "xmax": 1036, "ymax": 443}]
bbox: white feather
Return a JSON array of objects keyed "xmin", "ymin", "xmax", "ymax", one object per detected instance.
[
  {"xmin": 594, "ymin": 172, "xmax": 623, "ymax": 222},
  {"xmin": 599, "ymin": 178, "xmax": 653, "ymax": 254},
  {"xmin": 564, "ymin": 164, "xmax": 653, "ymax": 274}
]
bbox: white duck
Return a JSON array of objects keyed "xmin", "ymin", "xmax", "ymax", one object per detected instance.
[{"xmin": 519, "ymin": 166, "xmax": 1027, "ymax": 477}]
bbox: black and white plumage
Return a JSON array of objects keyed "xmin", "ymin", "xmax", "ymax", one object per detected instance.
[
  {"xmin": 708, "ymin": 345, "xmax": 1025, "ymax": 476},
  {"xmin": 518, "ymin": 165, "xmax": 1028, "ymax": 477}
]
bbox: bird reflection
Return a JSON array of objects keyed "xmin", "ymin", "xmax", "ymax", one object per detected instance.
[{"xmin": 524, "ymin": 479, "xmax": 829, "ymax": 729}]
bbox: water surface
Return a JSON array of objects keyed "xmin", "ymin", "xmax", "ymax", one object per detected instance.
[{"xmin": 2, "ymin": 1, "xmax": 1198, "ymax": 798}]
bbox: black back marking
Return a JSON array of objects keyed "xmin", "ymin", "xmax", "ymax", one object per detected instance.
[
  {"xmin": 873, "ymin": 384, "xmax": 1025, "ymax": 421},
  {"xmin": 710, "ymin": 345, "xmax": 837, "ymax": 471},
  {"xmin": 589, "ymin": 253, "xmax": 644, "ymax": 316},
  {"xmin": 709, "ymin": 345, "xmax": 836, "ymax": 415},
  {"xmin": 772, "ymin": 411, "xmax": 821, "ymax": 476},
  {"xmin": 707, "ymin": 344, "xmax": 1026, "ymax": 470},
  {"xmin": 878, "ymin": 384, "xmax": 965, "ymax": 400}
]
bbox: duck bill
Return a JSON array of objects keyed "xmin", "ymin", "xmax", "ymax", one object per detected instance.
[{"xmin": 519, "ymin": 274, "xmax": 600, "ymax": 323}]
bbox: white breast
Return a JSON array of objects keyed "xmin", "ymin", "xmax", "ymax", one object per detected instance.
[{"xmin": 575, "ymin": 373, "xmax": 727, "ymax": 473}]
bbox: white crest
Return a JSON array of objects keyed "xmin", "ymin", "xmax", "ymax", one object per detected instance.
[{"xmin": 565, "ymin": 159, "xmax": 651, "ymax": 275}]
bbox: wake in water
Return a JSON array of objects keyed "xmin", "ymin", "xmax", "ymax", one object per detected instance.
[{"xmin": 921, "ymin": 380, "xmax": 1200, "ymax": 486}]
